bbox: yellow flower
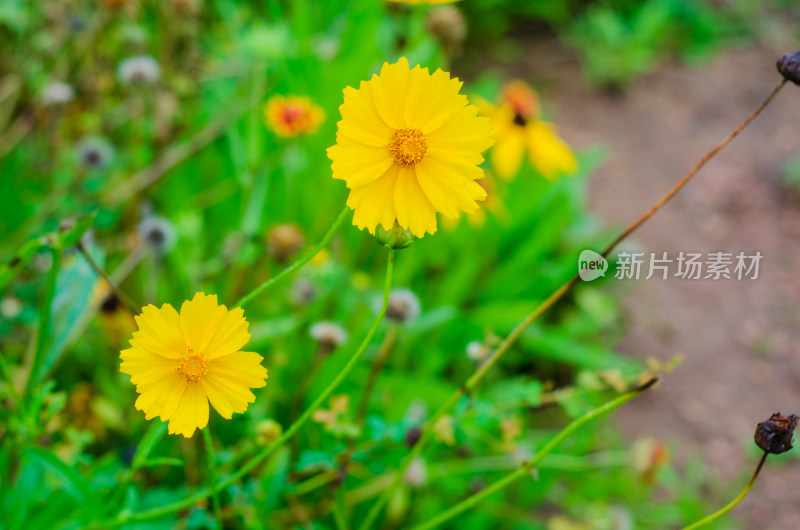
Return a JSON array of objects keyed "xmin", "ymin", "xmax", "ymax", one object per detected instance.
[
  {"xmin": 264, "ymin": 94, "xmax": 324, "ymax": 137},
  {"xmin": 327, "ymin": 56, "xmax": 493, "ymax": 238},
  {"xmin": 120, "ymin": 293, "xmax": 268, "ymax": 438},
  {"xmin": 479, "ymin": 80, "xmax": 577, "ymax": 180}
]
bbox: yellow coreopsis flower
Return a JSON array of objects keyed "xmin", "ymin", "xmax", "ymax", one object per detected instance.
[
  {"xmin": 327, "ymin": 57, "xmax": 494, "ymax": 238},
  {"xmin": 120, "ymin": 293, "xmax": 268, "ymax": 437},
  {"xmin": 479, "ymin": 80, "xmax": 577, "ymax": 180},
  {"xmin": 264, "ymin": 95, "xmax": 325, "ymax": 137}
]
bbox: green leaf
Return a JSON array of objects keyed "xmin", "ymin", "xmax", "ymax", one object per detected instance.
[
  {"xmin": 132, "ymin": 422, "xmax": 168, "ymax": 470},
  {"xmin": 24, "ymin": 447, "xmax": 94, "ymax": 504},
  {"xmin": 138, "ymin": 457, "xmax": 184, "ymax": 468}
]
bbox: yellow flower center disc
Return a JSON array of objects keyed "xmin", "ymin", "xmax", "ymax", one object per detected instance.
[
  {"xmin": 178, "ymin": 348, "xmax": 208, "ymax": 382},
  {"xmin": 389, "ymin": 128, "xmax": 427, "ymax": 166}
]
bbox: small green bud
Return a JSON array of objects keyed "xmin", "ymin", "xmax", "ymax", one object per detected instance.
[{"xmin": 375, "ymin": 222, "xmax": 415, "ymax": 250}]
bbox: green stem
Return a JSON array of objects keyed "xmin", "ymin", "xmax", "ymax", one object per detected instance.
[
  {"xmin": 0, "ymin": 349, "xmax": 22, "ymax": 410},
  {"xmin": 681, "ymin": 452, "xmax": 768, "ymax": 530},
  {"xmin": 77, "ymin": 243, "xmax": 140, "ymax": 314},
  {"xmin": 234, "ymin": 206, "xmax": 350, "ymax": 308},
  {"xmin": 202, "ymin": 428, "xmax": 223, "ymax": 529},
  {"xmin": 105, "ymin": 249, "xmax": 396, "ymax": 526},
  {"xmin": 411, "ymin": 379, "xmax": 658, "ymax": 530},
  {"xmin": 23, "ymin": 246, "xmax": 62, "ymax": 402}
]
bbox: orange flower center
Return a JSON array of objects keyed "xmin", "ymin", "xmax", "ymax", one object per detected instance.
[
  {"xmin": 389, "ymin": 128, "xmax": 427, "ymax": 166},
  {"xmin": 178, "ymin": 348, "xmax": 208, "ymax": 382}
]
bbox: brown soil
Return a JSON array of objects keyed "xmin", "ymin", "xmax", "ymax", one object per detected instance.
[{"xmin": 514, "ymin": 46, "xmax": 800, "ymax": 528}]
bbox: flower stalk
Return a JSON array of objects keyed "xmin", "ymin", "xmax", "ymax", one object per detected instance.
[
  {"xmin": 202, "ymin": 428, "xmax": 223, "ymax": 529},
  {"xmin": 234, "ymin": 205, "xmax": 350, "ymax": 308},
  {"xmin": 681, "ymin": 452, "xmax": 768, "ymax": 530},
  {"xmin": 411, "ymin": 378, "xmax": 658, "ymax": 530}
]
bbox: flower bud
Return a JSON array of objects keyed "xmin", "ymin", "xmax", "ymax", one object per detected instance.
[
  {"xmin": 255, "ymin": 419, "xmax": 283, "ymax": 446},
  {"xmin": 375, "ymin": 222, "xmax": 415, "ymax": 250}
]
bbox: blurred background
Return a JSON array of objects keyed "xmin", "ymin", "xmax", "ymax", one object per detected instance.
[{"xmin": 2, "ymin": 0, "xmax": 800, "ymax": 528}]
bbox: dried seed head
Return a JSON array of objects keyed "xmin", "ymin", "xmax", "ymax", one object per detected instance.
[
  {"xmin": 385, "ymin": 288, "xmax": 420, "ymax": 323},
  {"xmin": 41, "ymin": 81, "xmax": 74, "ymax": 106},
  {"xmin": 466, "ymin": 340, "xmax": 490, "ymax": 363},
  {"xmin": 117, "ymin": 55, "xmax": 161, "ymax": 85},
  {"xmin": 403, "ymin": 458, "xmax": 428, "ymax": 487},
  {"xmin": 777, "ymin": 52, "xmax": 800, "ymax": 86},
  {"xmin": 405, "ymin": 426, "xmax": 422, "ymax": 448},
  {"xmin": 309, "ymin": 321, "xmax": 348, "ymax": 352},
  {"xmin": 137, "ymin": 215, "xmax": 177, "ymax": 255},
  {"xmin": 266, "ymin": 224, "xmax": 305, "ymax": 263},
  {"xmin": 754, "ymin": 412, "xmax": 798, "ymax": 454},
  {"xmin": 76, "ymin": 137, "xmax": 115, "ymax": 170},
  {"xmin": 290, "ymin": 278, "xmax": 317, "ymax": 307},
  {"xmin": 425, "ymin": 6, "xmax": 466, "ymax": 56}
]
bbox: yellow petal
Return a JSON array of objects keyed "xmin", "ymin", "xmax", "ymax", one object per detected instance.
[
  {"xmin": 406, "ymin": 67, "xmax": 467, "ymax": 133},
  {"xmin": 167, "ymin": 382, "xmax": 209, "ymax": 438},
  {"xmin": 416, "ymin": 156, "xmax": 486, "ymax": 215},
  {"xmin": 208, "ymin": 351, "xmax": 268, "ymax": 389},
  {"xmin": 526, "ymin": 121, "xmax": 578, "ymax": 180},
  {"xmin": 131, "ymin": 303, "xmax": 183, "ymax": 359},
  {"xmin": 204, "ymin": 306, "xmax": 251, "ymax": 360},
  {"xmin": 394, "ymin": 166, "xmax": 437, "ymax": 238},
  {"xmin": 336, "ymin": 85, "xmax": 393, "ymax": 147},
  {"xmin": 179, "ymin": 293, "xmax": 228, "ymax": 352},
  {"xmin": 378, "ymin": 57, "xmax": 411, "ymax": 128},
  {"xmin": 120, "ymin": 346, "xmax": 177, "ymax": 386},
  {"xmin": 328, "ymin": 140, "xmax": 394, "ymax": 188},
  {"xmin": 491, "ymin": 128, "xmax": 526, "ymax": 179},
  {"xmin": 346, "ymin": 164, "xmax": 399, "ymax": 234},
  {"xmin": 200, "ymin": 373, "xmax": 255, "ymax": 419},
  {"xmin": 425, "ymin": 105, "xmax": 494, "ymax": 166},
  {"xmin": 362, "ymin": 73, "xmax": 400, "ymax": 130},
  {"xmin": 135, "ymin": 373, "xmax": 188, "ymax": 422}
]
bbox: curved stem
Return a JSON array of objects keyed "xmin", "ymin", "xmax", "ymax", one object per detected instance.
[
  {"xmin": 355, "ymin": 323, "xmax": 398, "ymax": 423},
  {"xmin": 106, "ymin": 249, "xmax": 396, "ymax": 526},
  {"xmin": 202, "ymin": 428, "xmax": 223, "ymax": 529},
  {"xmin": 412, "ymin": 379, "xmax": 658, "ymax": 530},
  {"xmin": 681, "ymin": 452, "xmax": 768, "ymax": 530},
  {"xmin": 234, "ymin": 206, "xmax": 351, "ymax": 308},
  {"xmin": 359, "ymin": 79, "xmax": 787, "ymax": 530}
]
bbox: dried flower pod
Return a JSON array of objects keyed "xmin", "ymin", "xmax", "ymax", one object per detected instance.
[
  {"xmin": 405, "ymin": 426, "xmax": 421, "ymax": 448},
  {"xmin": 266, "ymin": 224, "xmax": 304, "ymax": 263},
  {"xmin": 754, "ymin": 412, "xmax": 798, "ymax": 454},
  {"xmin": 309, "ymin": 321, "xmax": 348, "ymax": 353},
  {"xmin": 385, "ymin": 288, "xmax": 420, "ymax": 323},
  {"xmin": 777, "ymin": 52, "xmax": 800, "ymax": 86}
]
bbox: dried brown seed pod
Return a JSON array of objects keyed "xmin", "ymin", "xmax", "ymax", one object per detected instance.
[
  {"xmin": 776, "ymin": 52, "xmax": 800, "ymax": 86},
  {"xmin": 754, "ymin": 412, "xmax": 798, "ymax": 454}
]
